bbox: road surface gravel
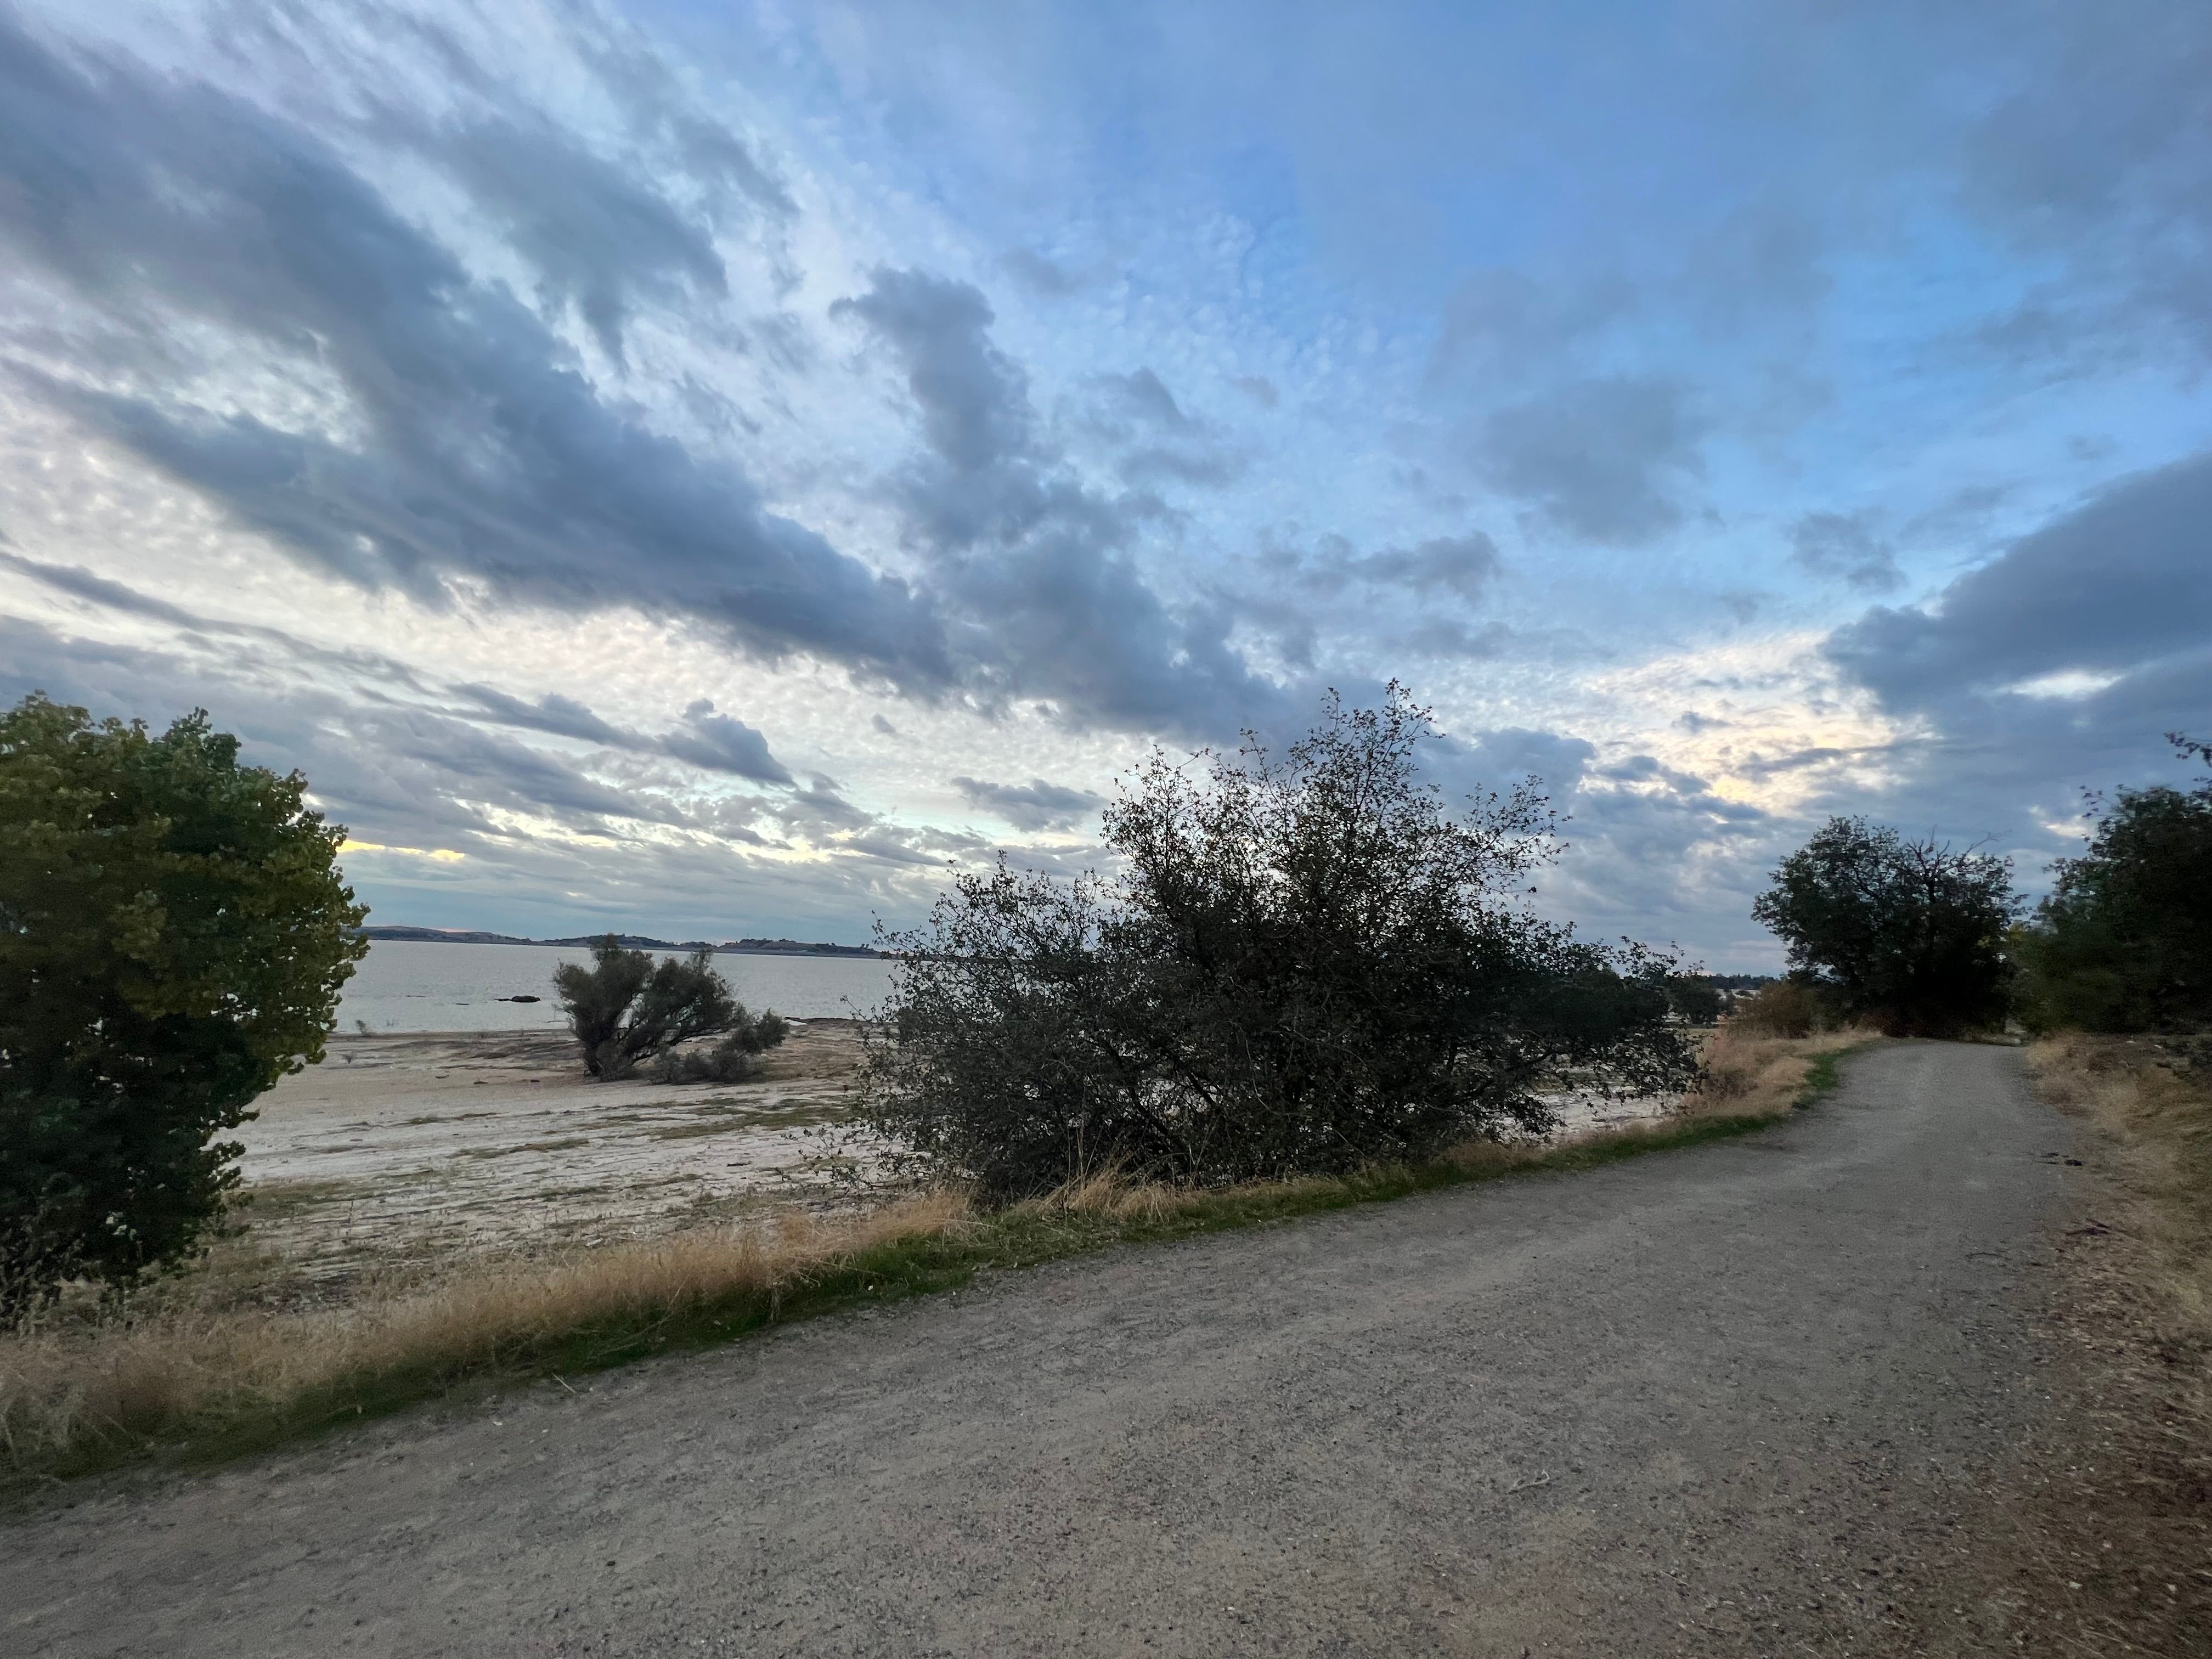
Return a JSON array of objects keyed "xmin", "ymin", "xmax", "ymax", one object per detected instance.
[{"xmin": 4, "ymin": 1040, "xmax": 2071, "ymax": 1656}]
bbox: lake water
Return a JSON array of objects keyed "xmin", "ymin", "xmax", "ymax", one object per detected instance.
[{"xmin": 336, "ymin": 939, "xmax": 898, "ymax": 1032}]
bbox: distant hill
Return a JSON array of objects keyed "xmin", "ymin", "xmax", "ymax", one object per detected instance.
[
  {"xmin": 354, "ymin": 926, "xmax": 537, "ymax": 945},
  {"xmin": 356, "ymin": 925, "xmax": 881, "ymax": 957},
  {"xmin": 718, "ymin": 937, "xmax": 883, "ymax": 958}
]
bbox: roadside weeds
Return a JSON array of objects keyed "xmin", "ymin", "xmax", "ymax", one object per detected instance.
[
  {"xmin": 1967, "ymin": 1032, "xmax": 2212, "ymax": 1656},
  {"xmin": 0, "ymin": 1027, "xmax": 1871, "ymax": 1496}
]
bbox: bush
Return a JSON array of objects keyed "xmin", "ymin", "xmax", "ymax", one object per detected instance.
[
  {"xmin": 552, "ymin": 938, "xmax": 786, "ymax": 1080},
  {"xmin": 650, "ymin": 1015, "xmax": 793, "ymax": 1084},
  {"xmin": 1730, "ymin": 979, "xmax": 1822, "ymax": 1038},
  {"xmin": 1750, "ymin": 817, "xmax": 2018, "ymax": 1036},
  {"xmin": 2017, "ymin": 733, "xmax": 2212, "ymax": 1032},
  {"xmin": 1664, "ymin": 975, "xmax": 1726, "ymax": 1027},
  {"xmin": 0, "ymin": 695, "xmax": 366, "ymax": 1316},
  {"xmin": 861, "ymin": 687, "xmax": 1697, "ymax": 1202}
]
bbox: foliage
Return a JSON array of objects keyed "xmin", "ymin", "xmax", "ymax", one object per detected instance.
[
  {"xmin": 650, "ymin": 1012, "xmax": 793, "ymax": 1084},
  {"xmin": 1664, "ymin": 975, "xmax": 1725, "ymax": 1026},
  {"xmin": 552, "ymin": 937, "xmax": 785, "ymax": 1080},
  {"xmin": 2017, "ymin": 734, "xmax": 2212, "ymax": 1032},
  {"xmin": 1731, "ymin": 979, "xmax": 1822, "ymax": 1038},
  {"xmin": 0, "ymin": 694, "xmax": 366, "ymax": 1314},
  {"xmin": 1750, "ymin": 816, "xmax": 2019, "ymax": 1036},
  {"xmin": 861, "ymin": 687, "xmax": 1697, "ymax": 1202}
]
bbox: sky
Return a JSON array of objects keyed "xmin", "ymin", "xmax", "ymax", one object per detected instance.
[{"xmin": 1, "ymin": 1, "xmax": 2208, "ymax": 966}]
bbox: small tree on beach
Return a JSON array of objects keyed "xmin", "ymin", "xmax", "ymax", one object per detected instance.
[
  {"xmin": 553, "ymin": 937, "xmax": 785, "ymax": 1080},
  {"xmin": 0, "ymin": 694, "xmax": 366, "ymax": 1315},
  {"xmin": 861, "ymin": 687, "xmax": 1697, "ymax": 1201}
]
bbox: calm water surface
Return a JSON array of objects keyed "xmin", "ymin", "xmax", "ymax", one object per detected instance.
[{"xmin": 337, "ymin": 940, "xmax": 896, "ymax": 1031}]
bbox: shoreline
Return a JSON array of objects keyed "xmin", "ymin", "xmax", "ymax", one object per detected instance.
[{"xmin": 353, "ymin": 927, "xmax": 883, "ymax": 958}]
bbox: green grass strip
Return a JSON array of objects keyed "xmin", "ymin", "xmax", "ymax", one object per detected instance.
[{"xmin": 14, "ymin": 1043, "xmax": 1876, "ymax": 1494}]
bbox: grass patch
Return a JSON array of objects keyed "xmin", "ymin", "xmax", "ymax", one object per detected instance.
[
  {"xmin": 648, "ymin": 1119, "xmax": 760, "ymax": 1142},
  {"xmin": 0, "ymin": 1035, "xmax": 1871, "ymax": 1496},
  {"xmin": 235, "ymin": 1178, "xmax": 375, "ymax": 1222},
  {"xmin": 646, "ymin": 1101, "xmax": 852, "ymax": 1140},
  {"xmin": 456, "ymin": 1137, "xmax": 594, "ymax": 1159}
]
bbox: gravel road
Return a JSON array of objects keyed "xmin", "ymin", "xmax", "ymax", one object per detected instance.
[{"xmin": 5, "ymin": 1040, "xmax": 2072, "ymax": 1656}]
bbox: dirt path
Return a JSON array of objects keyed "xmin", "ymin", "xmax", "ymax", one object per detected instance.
[{"xmin": 4, "ymin": 1042, "xmax": 2074, "ymax": 1656}]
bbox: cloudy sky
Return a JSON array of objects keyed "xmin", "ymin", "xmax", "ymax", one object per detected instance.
[{"xmin": 2, "ymin": 1, "xmax": 2208, "ymax": 964}]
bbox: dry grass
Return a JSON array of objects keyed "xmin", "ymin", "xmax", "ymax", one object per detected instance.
[
  {"xmin": 1687, "ymin": 1020, "xmax": 1878, "ymax": 1118},
  {"xmin": 2032, "ymin": 1031, "xmax": 2212, "ymax": 1331},
  {"xmin": 1956, "ymin": 1031, "xmax": 2212, "ymax": 1654},
  {"xmin": 1, "ymin": 1031, "xmax": 1868, "ymax": 1493},
  {"xmin": 0, "ymin": 1192, "xmax": 970, "ymax": 1485}
]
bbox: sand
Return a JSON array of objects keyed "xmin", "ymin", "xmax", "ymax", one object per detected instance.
[
  {"xmin": 235, "ymin": 1022, "xmax": 868, "ymax": 1280},
  {"xmin": 233, "ymin": 1021, "xmax": 1674, "ymax": 1283}
]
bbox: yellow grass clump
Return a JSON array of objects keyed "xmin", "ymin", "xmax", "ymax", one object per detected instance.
[
  {"xmin": 2030, "ymin": 1030, "xmax": 2212, "ymax": 1333},
  {"xmin": 1994, "ymin": 1030, "xmax": 2212, "ymax": 1651},
  {"xmin": 0, "ymin": 1191, "xmax": 971, "ymax": 1482},
  {"xmin": 1688, "ymin": 1020, "xmax": 1874, "ymax": 1118}
]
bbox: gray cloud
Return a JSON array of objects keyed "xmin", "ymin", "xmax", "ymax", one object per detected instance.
[
  {"xmin": 1084, "ymin": 368, "xmax": 1244, "ymax": 490},
  {"xmin": 951, "ymin": 774, "xmax": 1105, "ymax": 832},
  {"xmin": 1816, "ymin": 452, "xmax": 2212, "ymax": 867},
  {"xmin": 0, "ymin": 614, "xmax": 675, "ymax": 842},
  {"xmin": 1353, "ymin": 533, "xmax": 1500, "ymax": 603},
  {"xmin": 454, "ymin": 684, "xmax": 632, "ymax": 746},
  {"xmin": 833, "ymin": 268, "xmax": 1035, "ymax": 479},
  {"xmin": 1095, "ymin": 368, "xmax": 1190, "ymax": 431},
  {"xmin": 1272, "ymin": 531, "xmax": 1500, "ymax": 606},
  {"xmin": 659, "ymin": 699, "xmax": 794, "ymax": 785},
  {"xmin": 998, "ymin": 247, "xmax": 1084, "ymax": 298},
  {"xmin": 0, "ymin": 610, "xmax": 970, "ymax": 938},
  {"xmin": 835, "ymin": 266, "xmax": 1296, "ymax": 738},
  {"xmin": 0, "ymin": 548, "xmax": 449, "ymax": 695},
  {"xmin": 1955, "ymin": 9, "xmax": 2212, "ymax": 365},
  {"xmin": 1407, "ymin": 619, "xmax": 1511, "ymax": 659},
  {"xmin": 1828, "ymin": 453, "xmax": 2212, "ymax": 706},
  {"xmin": 1475, "ymin": 376, "xmax": 1706, "ymax": 545},
  {"xmin": 563, "ymin": 21, "xmax": 793, "ymax": 223},
  {"xmin": 0, "ymin": 16, "xmax": 947, "ymax": 687},
  {"xmin": 1787, "ymin": 511, "xmax": 1901, "ymax": 592},
  {"xmin": 433, "ymin": 115, "xmax": 729, "ymax": 365},
  {"xmin": 1428, "ymin": 267, "xmax": 1635, "ymax": 390}
]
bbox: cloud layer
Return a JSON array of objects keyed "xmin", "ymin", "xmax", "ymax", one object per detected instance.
[{"xmin": 1, "ymin": 0, "xmax": 2207, "ymax": 959}]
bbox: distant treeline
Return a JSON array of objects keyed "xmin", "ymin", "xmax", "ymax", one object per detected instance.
[{"xmin": 354, "ymin": 925, "xmax": 882, "ymax": 957}]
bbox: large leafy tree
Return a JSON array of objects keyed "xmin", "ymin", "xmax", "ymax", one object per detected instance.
[
  {"xmin": 1750, "ymin": 817, "xmax": 2018, "ymax": 1036},
  {"xmin": 862, "ymin": 688, "xmax": 1695, "ymax": 1201},
  {"xmin": 2019, "ymin": 734, "xmax": 2212, "ymax": 1031},
  {"xmin": 0, "ymin": 694, "xmax": 367, "ymax": 1311}
]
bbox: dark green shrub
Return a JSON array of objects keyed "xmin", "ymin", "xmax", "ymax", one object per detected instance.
[
  {"xmin": 650, "ymin": 1015, "xmax": 793, "ymax": 1084},
  {"xmin": 553, "ymin": 938, "xmax": 785, "ymax": 1080},
  {"xmin": 0, "ymin": 694, "xmax": 366, "ymax": 1314},
  {"xmin": 1731, "ymin": 979, "xmax": 1821, "ymax": 1037},
  {"xmin": 861, "ymin": 687, "xmax": 1696, "ymax": 1201},
  {"xmin": 1664, "ymin": 975, "xmax": 1726, "ymax": 1027},
  {"xmin": 1750, "ymin": 817, "xmax": 2018, "ymax": 1036},
  {"xmin": 2017, "ymin": 735, "xmax": 2212, "ymax": 1032}
]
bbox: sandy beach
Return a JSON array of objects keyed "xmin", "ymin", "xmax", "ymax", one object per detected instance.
[
  {"xmin": 232, "ymin": 1019, "xmax": 1679, "ymax": 1288},
  {"xmin": 235, "ymin": 1022, "xmax": 868, "ymax": 1282}
]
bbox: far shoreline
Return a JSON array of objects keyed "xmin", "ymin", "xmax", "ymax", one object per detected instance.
[{"xmin": 354, "ymin": 926, "xmax": 883, "ymax": 958}]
